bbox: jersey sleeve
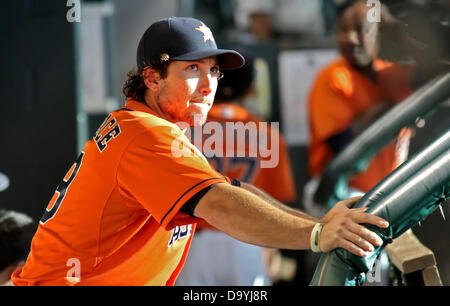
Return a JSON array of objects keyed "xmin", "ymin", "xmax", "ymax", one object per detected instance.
[
  {"xmin": 117, "ymin": 124, "xmax": 230, "ymax": 230},
  {"xmin": 308, "ymin": 67, "xmax": 356, "ymax": 143}
]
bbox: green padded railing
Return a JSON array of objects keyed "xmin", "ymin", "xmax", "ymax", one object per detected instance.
[
  {"xmin": 310, "ymin": 129, "xmax": 450, "ymax": 286},
  {"xmin": 313, "ymin": 72, "xmax": 450, "ymax": 208}
]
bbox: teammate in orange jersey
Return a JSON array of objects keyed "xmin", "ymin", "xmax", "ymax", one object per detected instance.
[
  {"xmin": 176, "ymin": 49, "xmax": 297, "ymax": 285},
  {"xmin": 12, "ymin": 17, "xmax": 389, "ymax": 286},
  {"xmin": 306, "ymin": 1, "xmax": 413, "ymax": 200}
]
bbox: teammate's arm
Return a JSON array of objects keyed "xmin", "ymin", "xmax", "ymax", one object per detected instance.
[
  {"xmin": 349, "ymin": 100, "xmax": 393, "ymax": 138},
  {"xmin": 193, "ymin": 183, "xmax": 388, "ymax": 257}
]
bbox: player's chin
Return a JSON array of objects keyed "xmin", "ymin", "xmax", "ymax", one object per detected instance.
[
  {"xmin": 352, "ymin": 52, "xmax": 373, "ymax": 68},
  {"xmin": 184, "ymin": 110, "xmax": 208, "ymax": 127}
]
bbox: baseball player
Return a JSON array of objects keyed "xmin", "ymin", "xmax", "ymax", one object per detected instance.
[
  {"xmin": 12, "ymin": 17, "xmax": 389, "ymax": 286},
  {"xmin": 176, "ymin": 48, "xmax": 297, "ymax": 285},
  {"xmin": 307, "ymin": 1, "xmax": 413, "ymax": 194}
]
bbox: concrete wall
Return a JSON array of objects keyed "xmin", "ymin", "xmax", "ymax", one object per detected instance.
[{"xmin": 111, "ymin": 0, "xmax": 178, "ymax": 105}]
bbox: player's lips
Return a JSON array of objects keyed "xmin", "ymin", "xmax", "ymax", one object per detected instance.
[{"xmin": 190, "ymin": 99, "xmax": 212, "ymax": 107}]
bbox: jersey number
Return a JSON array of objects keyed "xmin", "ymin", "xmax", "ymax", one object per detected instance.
[
  {"xmin": 40, "ymin": 152, "xmax": 85, "ymax": 224},
  {"xmin": 210, "ymin": 156, "xmax": 258, "ymax": 183}
]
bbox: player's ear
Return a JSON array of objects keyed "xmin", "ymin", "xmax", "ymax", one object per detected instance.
[{"xmin": 142, "ymin": 67, "xmax": 161, "ymax": 92}]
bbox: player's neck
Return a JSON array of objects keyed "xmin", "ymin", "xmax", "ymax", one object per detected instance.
[
  {"xmin": 143, "ymin": 92, "xmax": 173, "ymax": 122},
  {"xmin": 354, "ymin": 61, "xmax": 376, "ymax": 83}
]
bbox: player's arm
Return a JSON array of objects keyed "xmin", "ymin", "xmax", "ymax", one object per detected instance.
[
  {"xmin": 240, "ymin": 182, "xmax": 319, "ymax": 222},
  {"xmin": 193, "ymin": 183, "xmax": 389, "ymax": 257}
]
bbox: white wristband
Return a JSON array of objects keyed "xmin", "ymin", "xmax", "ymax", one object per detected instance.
[{"xmin": 310, "ymin": 223, "xmax": 324, "ymax": 253}]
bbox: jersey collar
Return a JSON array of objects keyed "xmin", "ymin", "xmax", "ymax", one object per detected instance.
[
  {"xmin": 124, "ymin": 98, "xmax": 186, "ymax": 133},
  {"xmin": 124, "ymin": 98, "xmax": 159, "ymax": 117}
]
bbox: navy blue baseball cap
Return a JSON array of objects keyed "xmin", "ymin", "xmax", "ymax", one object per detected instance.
[{"xmin": 136, "ymin": 17, "xmax": 245, "ymax": 71}]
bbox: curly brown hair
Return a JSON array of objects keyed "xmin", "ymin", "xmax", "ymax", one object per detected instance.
[{"xmin": 122, "ymin": 61, "xmax": 170, "ymax": 103}]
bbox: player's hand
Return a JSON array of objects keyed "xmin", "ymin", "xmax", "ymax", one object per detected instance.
[{"xmin": 319, "ymin": 196, "xmax": 389, "ymax": 257}]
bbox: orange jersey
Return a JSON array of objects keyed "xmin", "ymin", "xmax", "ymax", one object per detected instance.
[
  {"xmin": 195, "ymin": 103, "xmax": 297, "ymax": 230},
  {"xmin": 308, "ymin": 57, "xmax": 413, "ymax": 192},
  {"xmin": 12, "ymin": 98, "xmax": 231, "ymax": 286}
]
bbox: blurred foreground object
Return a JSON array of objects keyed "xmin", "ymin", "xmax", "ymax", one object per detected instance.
[{"xmin": 386, "ymin": 229, "xmax": 442, "ymax": 286}]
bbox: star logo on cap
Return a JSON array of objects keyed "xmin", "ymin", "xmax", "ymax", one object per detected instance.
[{"xmin": 195, "ymin": 23, "xmax": 215, "ymax": 44}]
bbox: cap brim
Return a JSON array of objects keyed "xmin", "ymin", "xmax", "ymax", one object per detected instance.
[{"xmin": 172, "ymin": 49, "xmax": 245, "ymax": 70}]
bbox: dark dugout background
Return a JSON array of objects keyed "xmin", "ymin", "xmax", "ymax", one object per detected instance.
[{"xmin": 0, "ymin": 0, "xmax": 78, "ymax": 221}]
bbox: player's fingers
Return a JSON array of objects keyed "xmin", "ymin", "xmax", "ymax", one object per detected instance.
[
  {"xmin": 346, "ymin": 220, "xmax": 384, "ymax": 247},
  {"xmin": 351, "ymin": 211, "xmax": 389, "ymax": 229},
  {"xmin": 338, "ymin": 196, "xmax": 363, "ymax": 209},
  {"xmin": 338, "ymin": 238, "xmax": 368, "ymax": 257},
  {"xmin": 342, "ymin": 229, "xmax": 375, "ymax": 252}
]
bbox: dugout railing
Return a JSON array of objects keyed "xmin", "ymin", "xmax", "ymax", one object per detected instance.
[{"xmin": 310, "ymin": 128, "xmax": 449, "ymax": 286}]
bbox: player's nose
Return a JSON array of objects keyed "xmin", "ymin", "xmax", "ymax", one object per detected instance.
[
  {"xmin": 348, "ymin": 30, "xmax": 360, "ymax": 45},
  {"xmin": 198, "ymin": 73, "xmax": 213, "ymax": 96}
]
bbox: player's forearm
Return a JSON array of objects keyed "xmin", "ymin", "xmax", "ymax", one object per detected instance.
[
  {"xmin": 240, "ymin": 182, "xmax": 320, "ymax": 223},
  {"xmin": 194, "ymin": 183, "xmax": 317, "ymax": 250}
]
